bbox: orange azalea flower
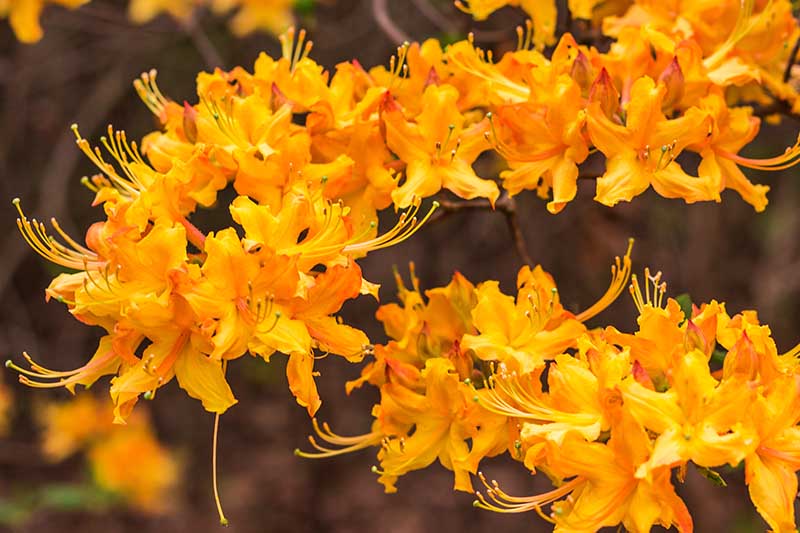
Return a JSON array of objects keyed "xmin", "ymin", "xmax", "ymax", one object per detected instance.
[
  {"xmin": 38, "ymin": 394, "xmax": 180, "ymax": 514},
  {"xmin": 745, "ymin": 373, "xmax": 800, "ymax": 532},
  {"xmin": 455, "ymin": 0, "xmax": 558, "ymax": 49},
  {"xmin": 693, "ymin": 92, "xmax": 800, "ymax": 212},
  {"xmin": 89, "ymin": 423, "xmax": 180, "ymax": 513},
  {"xmin": 298, "ymin": 269, "xmax": 507, "ymax": 492},
  {"xmin": 620, "ymin": 348, "xmax": 757, "ymax": 478},
  {"xmin": 1, "ymin": 0, "xmax": 88, "ymax": 42},
  {"xmin": 587, "ymin": 75, "xmax": 714, "ymax": 206},
  {"xmin": 383, "ymin": 84, "xmax": 499, "ymax": 207},
  {"xmin": 127, "ymin": 0, "xmax": 197, "ymax": 23},
  {"xmin": 462, "ymin": 243, "xmax": 632, "ymax": 372},
  {"xmin": 493, "ymin": 74, "xmax": 589, "ymax": 213},
  {"xmin": 211, "ymin": 0, "xmax": 294, "ymax": 36},
  {"xmin": 38, "ymin": 394, "xmax": 115, "ymax": 461},
  {"xmin": 476, "ymin": 413, "xmax": 693, "ymax": 532},
  {"xmin": 475, "ymin": 332, "xmax": 634, "ymax": 464}
]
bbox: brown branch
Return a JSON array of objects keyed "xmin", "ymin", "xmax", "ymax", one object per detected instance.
[
  {"xmin": 410, "ymin": 0, "xmax": 455, "ymax": 33},
  {"xmin": 373, "ymin": 0, "xmax": 411, "ymax": 44},
  {"xmin": 785, "ymin": 30, "xmax": 800, "ymax": 83},
  {"xmin": 432, "ymin": 193, "xmax": 533, "ymax": 266},
  {"xmin": 498, "ymin": 195, "xmax": 534, "ymax": 266},
  {"xmin": 751, "ymin": 98, "xmax": 800, "ymax": 120},
  {"xmin": 184, "ymin": 12, "xmax": 225, "ymax": 70},
  {"xmin": 0, "ymin": 65, "xmax": 129, "ymax": 299}
]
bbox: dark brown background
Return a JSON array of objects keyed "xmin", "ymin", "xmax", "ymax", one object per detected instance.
[{"xmin": 0, "ymin": 0, "xmax": 796, "ymax": 531}]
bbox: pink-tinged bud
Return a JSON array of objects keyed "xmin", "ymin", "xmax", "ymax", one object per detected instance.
[
  {"xmin": 589, "ymin": 68, "xmax": 619, "ymax": 118},
  {"xmin": 385, "ymin": 357, "xmax": 420, "ymax": 389},
  {"xmin": 271, "ymin": 82, "xmax": 294, "ymax": 112},
  {"xmin": 446, "ymin": 339, "xmax": 473, "ymax": 381},
  {"xmin": 424, "ymin": 66, "xmax": 441, "ymax": 88},
  {"xmin": 379, "ymin": 90, "xmax": 401, "ymax": 113},
  {"xmin": 684, "ymin": 319, "xmax": 709, "ymax": 355},
  {"xmin": 570, "ymin": 51, "xmax": 592, "ymax": 92},
  {"xmin": 658, "ymin": 57, "xmax": 684, "ymax": 110},
  {"xmin": 182, "ymin": 101, "xmax": 198, "ymax": 144},
  {"xmin": 85, "ymin": 222, "xmax": 106, "ymax": 254},
  {"xmin": 723, "ymin": 331, "xmax": 759, "ymax": 381},
  {"xmin": 351, "ymin": 58, "xmax": 368, "ymax": 75},
  {"xmin": 631, "ymin": 360, "xmax": 655, "ymax": 390}
]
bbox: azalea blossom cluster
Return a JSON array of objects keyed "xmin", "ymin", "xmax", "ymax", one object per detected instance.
[
  {"xmin": 7, "ymin": 0, "xmax": 800, "ymax": 529},
  {"xmin": 38, "ymin": 394, "xmax": 179, "ymax": 513},
  {"xmin": 1, "ymin": 0, "xmax": 297, "ymax": 43},
  {"xmin": 300, "ymin": 254, "xmax": 800, "ymax": 532},
  {"xmin": 9, "ymin": 27, "xmax": 444, "ymax": 423},
  {"xmin": 451, "ymin": 0, "xmax": 800, "ymax": 212}
]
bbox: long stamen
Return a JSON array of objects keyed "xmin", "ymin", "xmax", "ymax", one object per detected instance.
[
  {"xmin": 389, "ymin": 42, "xmax": 410, "ymax": 90},
  {"xmin": 133, "ymin": 69, "xmax": 170, "ymax": 119},
  {"xmin": 279, "ymin": 27, "xmax": 314, "ymax": 74},
  {"xmin": 628, "ymin": 268, "xmax": 668, "ymax": 313},
  {"xmin": 71, "ymin": 125, "xmax": 145, "ymax": 197},
  {"xmin": 7, "ymin": 350, "xmax": 117, "ymax": 389},
  {"xmin": 473, "ymin": 471, "xmax": 584, "ymax": 513},
  {"xmin": 781, "ymin": 341, "xmax": 800, "ymax": 359},
  {"xmin": 341, "ymin": 199, "xmax": 439, "ymax": 254},
  {"xmin": 515, "ymin": 20, "xmax": 534, "ymax": 51},
  {"xmin": 717, "ymin": 134, "xmax": 800, "ymax": 171},
  {"xmin": 703, "ymin": 0, "xmax": 760, "ymax": 70},
  {"xmin": 14, "ymin": 199, "xmax": 104, "ymax": 270},
  {"xmin": 475, "ymin": 371, "xmax": 597, "ymax": 427},
  {"xmin": 294, "ymin": 418, "xmax": 382, "ymax": 458},
  {"xmin": 575, "ymin": 239, "xmax": 634, "ymax": 322},
  {"xmin": 213, "ymin": 359, "xmax": 229, "ymax": 526},
  {"xmin": 446, "ymin": 42, "xmax": 530, "ymax": 103}
]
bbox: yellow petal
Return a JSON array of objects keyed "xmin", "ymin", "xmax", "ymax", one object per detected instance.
[
  {"xmin": 746, "ymin": 452, "xmax": 799, "ymax": 533},
  {"xmin": 594, "ymin": 152, "xmax": 651, "ymax": 207},
  {"xmin": 286, "ymin": 351, "xmax": 321, "ymax": 416},
  {"xmin": 174, "ymin": 346, "xmax": 237, "ymax": 415}
]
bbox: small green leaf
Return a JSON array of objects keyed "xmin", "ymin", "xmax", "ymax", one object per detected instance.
[
  {"xmin": 675, "ymin": 293, "xmax": 693, "ymax": 321},
  {"xmin": 712, "ymin": 346, "xmax": 728, "ymax": 364},
  {"xmin": 440, "ymin": 32, "xmax": 466, "ymax": 46},
  {"xmin": 294, "ymin": 0, "xmax": 315, "ymax": 15},
  {"xmin": 697, "ymin": 466, "xmax": 727, "ymax": 487}
]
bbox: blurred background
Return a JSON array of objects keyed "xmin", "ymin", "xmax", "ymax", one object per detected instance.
[{"xmin": 0, "ymin": 0, "xmax": 798, "ymax": 531}]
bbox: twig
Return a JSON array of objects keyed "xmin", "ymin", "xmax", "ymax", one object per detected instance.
[
  {"xmin": 784, "ymin": 31, "xmax": 800, "ymax": 83},
  {"xmin": 184, "ymin": 14, "xmax": 225, "ymax": 70},
  {"xmin": 373, "ymin": 0, "xmax": 411, "ymax": 44},
  {"xmin": 410, "ymin": 0, "xmax": 455, "ymax": 33},
  {"xmin": 751, "ymin": 98, "xmax": 800, "ymax": 120},
  {"xmin": 433, "ymin": 194, "xmax": 533, "ymax": 266},
  {"xmin": 499, "ymin": 195, "xmax": 534, "ymax": 266},
  {"xmin": 0, "ymin": 66, "xmax": 129, "ymax": 299}
]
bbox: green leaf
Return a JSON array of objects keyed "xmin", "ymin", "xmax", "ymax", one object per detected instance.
[
  {"xmin": 440, "ymin": 32, "xmax": 466, "ymax": 46},
  {"xmin": 696, "ymin": 466, "xmax": 727, "ymax": 487},
  {"xmin": 712, "ymin": 346, "xmax": 728, "ymax": 364},
  {"xmin": 675, "ymin": 293, "xmax": 693, "ymax": 321},
  {"xmin": 294, "ymin": 0, "xmax": 315, "ymax": 15}
]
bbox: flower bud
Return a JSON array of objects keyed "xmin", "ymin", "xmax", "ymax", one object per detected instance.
[
  {"xmin": 570, "ymin": 51, "xmax": 592, "ymax": 93},
  {"xmin": 182, "ymin": 101, "xmax": 198, "ymax": 144},
  {"xmin": 658, "ymin": 56, "xmax": 685, "ymax": 111},
  {"xmin": 588, "ymin": 68, "xmax": 619, "ymax": 119}
]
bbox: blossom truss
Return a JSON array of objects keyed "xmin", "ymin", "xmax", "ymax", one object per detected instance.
[
  {"xmin": 38, "ymin": 394, "xmax": 180, "ymax": 514},
  {"xmin": 298, "ymin": 254, "xmax": 800, "ymax": 532},
  {"xmin": 297, "ymin": 241, "xmax": 633, "ymax": 492},
  {"xmin": 8, "ymin": 28, "xmax": 449, "ymax": 426},
  {"xmin": 1, "ymin": 0, "xmax": 299, "ymax": 43},
  {"xmin": 451, "ymin": 0, "xmax": 800, "ymax": 212}
]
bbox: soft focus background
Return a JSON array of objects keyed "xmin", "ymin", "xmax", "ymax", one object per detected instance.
[{"xmin": 0, "ymin": 1, "xmax": 798, "ymax": 531}]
